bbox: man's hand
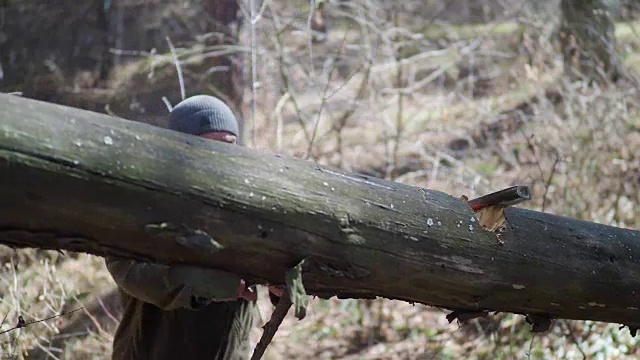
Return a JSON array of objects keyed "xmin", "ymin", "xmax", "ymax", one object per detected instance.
[
  {"xmin": 236, "ymin": 280, "xmax": 257, "ymax": 302},
  {"xmin": 235, "ymin": 283, "xmax": 283, "ymax": 304},
  {"xmin": 165, "ymin": 264, "xmax": 286, "ymax": 306},
  {"xmin": 166, "ymin": 265, "xmax": 257, "ymax": 305},
  {"xmin": 267, "ymin": 285, "xmax": 285, "ymax": 298},
  {"xmin": 266, "ymin": 284, "xmax": 285, "ymax": 307}
]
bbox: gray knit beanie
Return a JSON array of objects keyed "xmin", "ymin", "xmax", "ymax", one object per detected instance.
[{"xmin": 168, "ymin": 95, "xmax": 239, "ymax": 136}]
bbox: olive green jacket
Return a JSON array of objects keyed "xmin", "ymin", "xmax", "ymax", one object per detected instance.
[{"xmin": 106, "ymin": 257, "xmax": 256, "ymax": 360}]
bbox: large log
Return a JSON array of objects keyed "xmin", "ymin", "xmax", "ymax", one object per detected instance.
[{"xmin": 1, "ymin": 93, "xmax": 640, "ymax": 330}]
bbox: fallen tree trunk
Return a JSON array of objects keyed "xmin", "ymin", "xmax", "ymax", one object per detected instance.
[{"xmin": 1, "ymin": 93, "xmax": 640, "ymax": 330}]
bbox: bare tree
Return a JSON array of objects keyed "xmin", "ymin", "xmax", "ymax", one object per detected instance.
[
  {"xmin": 201, "ymin": 0, "xmax": 244, "ymax": 129},
  {"xmin": 559, "ymin": 0, "xmax": 622, "ymax": 83},
  {"xmin": 0, "ymin": 0, "xmax": 112, "ymax": 101}
]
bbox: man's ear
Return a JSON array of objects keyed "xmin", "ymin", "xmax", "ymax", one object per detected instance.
[{"xmin": 224, "ymin": 134, "xmax": 237, "ymax": 144}]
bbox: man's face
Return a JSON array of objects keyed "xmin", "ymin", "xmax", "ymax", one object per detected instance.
[{"xmin": 199, "ymin": 131, "xmax": 237, "ymax": 144}]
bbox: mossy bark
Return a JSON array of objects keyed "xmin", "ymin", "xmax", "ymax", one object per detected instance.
[{"xmin": 2, "ymin": 94, "xmax": 640, "ymax": 329}]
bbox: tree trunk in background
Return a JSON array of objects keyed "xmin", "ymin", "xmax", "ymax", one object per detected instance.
[
  {"xmin": 0, "ymin": 0, "xmax": 245, "ymax": 137},
  {"xmin": 559, "ymin": 0, "xmax": 622, "ymax": 83},
  {"xmin": 101, "ymin": 0, "xmax": 245, "ymax": 132},
  {"xmin": 201, "ymin": 0, "xmax": 245, "ymax": 143},
  {"xmin": 0, "ymin": 0, "xmax": 112, "ymax": 102}
]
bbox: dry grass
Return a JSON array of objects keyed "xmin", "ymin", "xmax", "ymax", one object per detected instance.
[{"xmin": 3, "ymin": 1, "xmax": 640, "ymax": 359}]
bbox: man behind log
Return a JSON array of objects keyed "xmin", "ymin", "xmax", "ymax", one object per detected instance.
[{"xmin": 105, "ymin": 95, "xmax": 281, "ymax": 360}]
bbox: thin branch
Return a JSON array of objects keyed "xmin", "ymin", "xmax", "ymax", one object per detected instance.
[
  {"xmin": 306, "ymin": 0, "xmax": 316, "ymax": 78},
  {"xmin": 161, "ymin": 97, "xmax": 173, "ymax": 112},
  {"xmin": 390, "ymin": 0, "xmax": 404, "ymax": 180},
  {"xmin": 305, "ymin": 28, "xmax": 356, "ymax": 159},
  {"xmin": 97, "ymin": 295, "xmax": 119, "ymax": 325},
  {"xmin": 0, "ymin": 307, "xmax": 85, "ymax": 336},
  {"xmin": 273, "ymin": 92, "xmax": 291, "ymax": 151},
  {"xmin": 250, "ymin": 0, "xmax": 258, "ymax": 146},
  {"xmin": 561, "ymin": 320, "xmax": 587, "ymax": 360},
  {"xmin": 0, "ymin": 312, "xmax": 7, "ymax": 331},
  {"xmin": 166, "ymin": 36, "xmax": 186, "ymax": 101},
  {"xmin": 268, "ymin": 4, "xmax": 311, "ymax": 144},
  {"xmin": 250, "ymin": 294, "xmax": 292, "ymax": 360},
  {"xmin": 542, "ymin": 154, "xmax": 561, "ymax": 213}
]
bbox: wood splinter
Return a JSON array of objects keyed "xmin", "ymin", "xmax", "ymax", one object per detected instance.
[{"xmin": 463, "ymin": 186, "xmax": 532, "ymax": 245}]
